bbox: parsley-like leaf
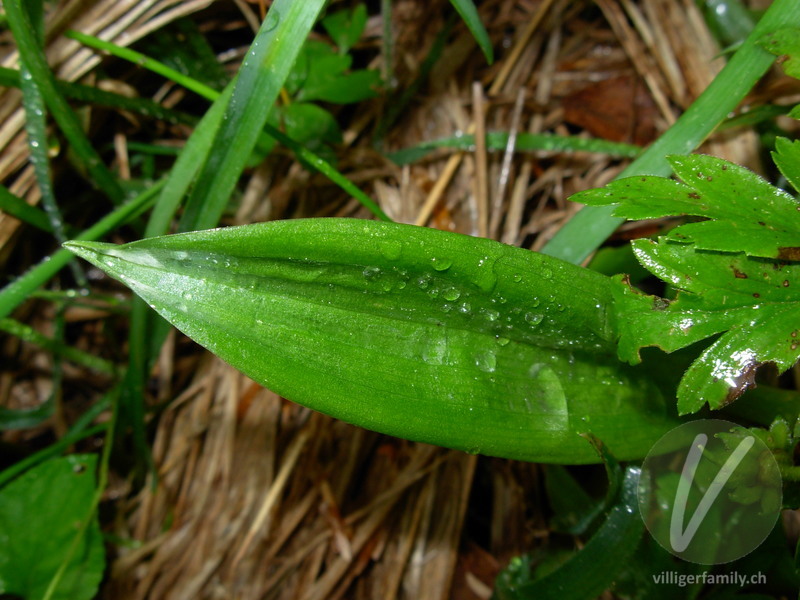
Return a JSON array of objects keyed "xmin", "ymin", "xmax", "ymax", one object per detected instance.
[
  {"xmin": 574, "ymin": 150, "xmax": 800, "ymax": 414},
  {"xmin": 571, "ymin": 154, "xmax": 800, "ymax": 260},
  {"xmin": 610, "ymin": 239, "xmax": 800, "ymax": 414}
]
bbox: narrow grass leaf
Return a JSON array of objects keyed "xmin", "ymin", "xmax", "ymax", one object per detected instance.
[
  {"xmin": 65, "ymin": 219, "xmax": 678, "ymax": 464},
  {"xmin": 0, "ymin": 318, "xmax": 118, "ymax": 376},
  {"xmin": 448, "ymin": 0, "xmax": 493, "ymax": 64},
  {"xmin": 0, "ymin": 180, "xmax": 164, "ymax": 321},
  {"xmin": 0, "ymin": 183, "xmax": 52, "ymax": 232},
  {"xmin": 5, "ymin": 0, "xmax": 124, "ymax": 203},
  {"xmin": 0, "ymin": 400, "xmax": 109, "ymax": 488},
  {"xmin": 70, "ymin": 30, "xmax": 391, "ymax": 224},
  {"xmin": 494, "ymin": 467, "xmax": 645, "ymax": 599},
  {"xmin": 387, "ymin": 132, "xmax": 640, "ymax": 165},
  {"xmin": 0, "ymin": 66, "xmax": 192, "ymax": 125},
  {"xmin": 180, "ymin": 0, "xmax": 327, "ymax": 230}
]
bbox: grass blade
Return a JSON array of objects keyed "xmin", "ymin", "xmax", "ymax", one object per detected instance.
[
  {"xmin": 70, "ymin": 26, "xmax": 391, "ymax": 224},
  {"xmin": 4, "ymin": 0, "xmax": 125, "ymax": 204},
  {"xmin": 0, "ymin": 318, "xmax": 118, "ymax": 376},
  {"xmin": 449, "ymin": 0, "xmax": 493, "ymax": 64},
  {"xmin": 179, "ymin": 0, "xmax": 327, "ymax": 230},
  {"xmin": 0, "ymin": 183, "xmax": 52, "ymax": 232},
  {"xmin": 387, "ymin": 132, "xmax": 640, "ymax": 165},
  {"xmin": 0, "ymin": 180, "xmax": 164, "ymax": 321}
]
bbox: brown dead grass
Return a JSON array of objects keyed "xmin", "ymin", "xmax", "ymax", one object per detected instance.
[{"xmin": 1, "ymin": 0, "xmax": 797, "ymax": 598}]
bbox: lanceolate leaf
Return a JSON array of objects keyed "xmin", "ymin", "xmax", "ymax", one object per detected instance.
[{"xmin": 66, "ymin": 219, "xmax": 677, "ymax": 464}]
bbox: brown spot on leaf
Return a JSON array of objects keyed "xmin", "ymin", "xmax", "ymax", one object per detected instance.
[
  {"xmin": 758, "ymin": 221, "xmax": 766, "ymax": 226},
  {"xmin": 652, "ymin": 297, "xmax": 671, "ymax": 310},
  {"xmin": 721, "ymin": 165, "xmax": 728, "ymax": 171},
  {"xmin": 753, "ymin": 293, "xmax": 760, "ymax": 298},
  {"xmin": 792, "ymin": 330, "xmax": 798, "ymax": 338},
  {"xmin": 784, "ymin": 280, "xmax": 790, "ymax": 287},
  {"xmin": 778, "ymin": 247, "xmax": 800, "ymax": 261},
  {"xmin": 722, "ymin": 362, "xmax": 762, "ymax": 407},
  {"xmin": 688, "ymin": 192, "xmax": 701, "ymax": 200},
  {"xmin": 706, "ymin": 176, "xmax": 713, "ymax": 181},
  {"xmin": 732, "ymin": 267, "xmax": 748, "ymax": 279}
]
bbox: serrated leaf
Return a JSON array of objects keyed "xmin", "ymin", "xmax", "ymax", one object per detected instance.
[
  {"xmin": 773, "ymin": 137, "xmax": 800, "ymax": 195},
  {"xmin": 759, "ymin": 26, "xmax": 800, "ymax": 79},
  {"xmin": 573, "ymin": 154, "xmax": 800, "ymax": 260},
  {"xmin": 613, "ymin": 238, "xmax": 800, "ymax": 414},
  {"xmin": 65, "ymin": 219, "xmax": 678, "ymax": 464},
  {"xmin": 0, "ymin": 455, "xmax": 104, "ymax": 600}
]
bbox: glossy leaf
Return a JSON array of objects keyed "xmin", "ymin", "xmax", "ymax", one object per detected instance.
[
  {"xmin": 612, "ymin": 239, "xmax": 800, "ymax": 414},
  {"xmin": 573, "ymin": 154, "xmax": 800, "ymax": 260},
  {"xmin": 0, "ymin": 455, "xmax": 104, "ymax": 600},
  {"xmin": 773, "ymin": 137, "xmax": 800, "ymax": 195},
  {"xmin": 759, "ymin": 26, "xmax": 800, "ymax": 79},
  {"xmin": 66, "ymin": 219, "xmax": 678, "ymax": 464}
]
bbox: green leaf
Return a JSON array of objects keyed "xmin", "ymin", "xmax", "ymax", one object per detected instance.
[
  {"xmin": 65, "ymin": 219, "xmax": 678, "ymax": 464},
  {"xmin": 773, "ymin": 137, "xmax": 800, "ymax": 195},
  {"xmin": 611, "ymin": 239, "xmax": 800, "ymax": 414},
  {"xmin": 493, "ymin": 466, "xmax": 645, "ymax": 599},
  {"xmin": 179, "ymin": 0, "xmax": 327, "ymax": 231},
  {"xmin": 280, "ymin": 102, "xmax": 342, "ymax": 146},
  {"xmin": 0, "ymin": 455, "xmax": 105, "ymax": 600},
  {"xmin": 295, "ymin": 46, "xmax": 380, "ymax": 104},
  {"xmin": 759, "ymin": 26, "xmax": 800, "ymax": 79},
  {"xmin": 322, "ymin": 4, "xmax": 368, "ymax": 54},
  {"xmin": 386, "ymin": 132, "xmax": 640, "ymax": 166},
  {"xmin": 543, "ymin": 0, "xmax": 800, "ymax": 265},
  {"xmin": 0, "ymin": 398, "xmax": 53, "ymax": 430},
  {"xmin": 573, "ymin": 154, "xmax": 800, "ymax": 260},
  {"xmin": 448, "ymin": 0, "xmax": 493, "ymax": 64}
]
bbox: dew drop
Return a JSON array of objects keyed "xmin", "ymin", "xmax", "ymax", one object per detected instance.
[
  {"xmin": 442, "ymin": 287, "xmax": 461, "ymax": 301},
  {"xmin": 525, "ymin": 312, "xmax": 544, "ymax": 325},
  {"xmin": 459, "ymin": 302, "xmax": 471, "ymax": 314},
  {"xmin": 496, "ymin": 336, "xmax": 510, "ymax": 346},
  {"xmin": 431, "ymin": 257, "xmax": 452, "ymax": 271},
  {"xmin": 512, "ymin": 274, "xmax": 522, "ymax": 283},
  {"xmin": 475, "ymin": 350, "xmax": 497, "ymax": 373},
  {"xmin": 264, "ymin": 8, "xmax": 281, "ymax": 32},
  {"xmin": 363, "ymin": 266, "xmax": 381, "ymax": 279},
  {"xmin": 483, "ymin": 308, "xmax": 499, "ymax": 322},
  {"xmin": 422, "ymin": 337, "xmax": 447, "ymax": 365},
  {"xmin": 379, "ymin": 240, "xmax": 403, "ymax": 261}
]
